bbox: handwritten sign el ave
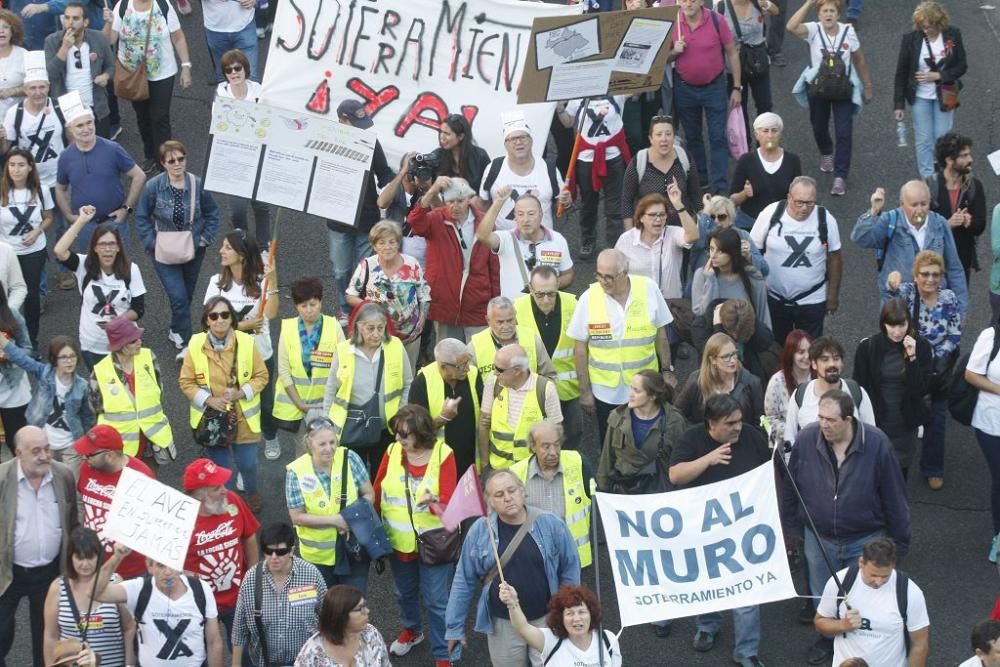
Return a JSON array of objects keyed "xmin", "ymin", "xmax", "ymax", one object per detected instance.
[{"xmin": 102, "ymin": 467, "xmax": 200, "ymax": 572}]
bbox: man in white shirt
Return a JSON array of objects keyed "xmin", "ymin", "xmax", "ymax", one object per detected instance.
[
  {"xmin": 783, "ymin": 336, "xmax": 875, "ymax": 450},
  {"xmin": 202, "ymin": 0, "xmax": 257, "ymax": 83},
  {"xmin": 1, "ymin": 52, "xmax": 65, "ymax": 193},
  {"xmin": 568, "ymin": 249, "xmax": 675, "ymax": 445},
  {"xmin": 959, "ymin": 620, "xmax": 1000, "ymax": 667},
  {"xmin": 476, "ymin": 185, "xmax": 574, "ymax": 298},
  {"xmin": 479, "ymin": 112, "xmax": 570, "ymax": 231},
  {"xmin": 815, "ymin": 537, "xmax": 929, "ymax": 667},
  {"xmin": 750, "ymin": 175, "xmax": 843, "ymax": 344}
]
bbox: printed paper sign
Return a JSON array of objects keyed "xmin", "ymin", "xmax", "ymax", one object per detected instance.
[
  {"xmin": 102, "ymin": 467, "xmax": 201, "ymax": 572},
  {"xmin": 259, "ymin": 0, "xmax": 581, "ymax": 166},
  {"xmin": 595, "ymin": 462, "xmax": 796, "ymax": 625}
]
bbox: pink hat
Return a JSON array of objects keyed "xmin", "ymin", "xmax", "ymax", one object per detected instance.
[{"xmin": 105, "ymin": 316, "xmax": 144, "ymax": 352}]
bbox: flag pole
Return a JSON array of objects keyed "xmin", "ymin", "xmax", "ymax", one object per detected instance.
[
  {"xmin": 555, "ymin": 97, "xmax": 589, "ymax": 218},
  {"xmin": 259, "ymin": 208, "xmax": 280, "ymax": 313},
  {"xmin": 485, "ymin": 518, "xmax": 507, "ymax": 585},
  {"xmin": 590, "ymin": 479, "xmax": 605, "ymax": 667}
]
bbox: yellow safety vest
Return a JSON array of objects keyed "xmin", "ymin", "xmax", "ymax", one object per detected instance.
[
  {"xmin": 94, "ymin": 349, "xmax": 172, "ymax": 457},
  {"xmin": 419, "ymin": 363, "xmax": 480, "ymax": 426},
  {"xmin": 585, "ymin": 276, "xmax": 659, "ymax": 390},
  {"xmin": 379, "ymin": 439, "xmax": 452, "ymax": 554},
  {"xmin": 327, "ymin": 338, "xmax": 406, "ymax": 433},
  {"xmin": 286, "ymin": 450, "xmax": 357, "ymax": 566},
  {"xmin": 488, "ymin": 377, "xmax": 547, "ymax": 469},
  {"xmin": 513, "ymin": 293, "xmax": 580, "ymax": 401},
  {"xmin": 470, "ymin": 325, "xmax": 539, "ymax": 378},
  {"xmin": 510, "ymin": 450, "xmax": 591, "ymax": 568},
  {"xmin": 273, "ymin": 315, "xmax": 344, "ymax": 421},
  {"xmin": 187, "ymin": 331, "xmax": 262, "ymax": 433}
]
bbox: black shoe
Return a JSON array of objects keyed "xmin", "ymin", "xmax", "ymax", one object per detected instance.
[
  {"xmin": 798, "ymin": 599, "xmax": 814, "ymax": 625},
  {"xmin": 806, "ymin": 637, "xmax": 833, "ymax": 665},
  {"xmin": 579, "ymin": 240, "xmax": 594, "ymax": 259},
  {"xmin": 653, "ymin": 623, "xmax": 671, "ymax": 638},
  {"xmin": 771, "ymin": 52, "xmax": 786, "ymax": 67},
  {"xmin": 692, "ymin": 629, "xmax": 717, "ymax": 652}
]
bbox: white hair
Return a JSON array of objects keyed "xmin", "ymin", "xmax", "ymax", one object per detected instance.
[
  {"xmin": 442, "ymin": 177, "xmax": 476, "ymax": 202},
  {"xmin": 486, "ymin": 296, "xmax": 515, "ymax": 319},
  {"xmin": 434, "ymin": 338, "xmax": 468, "ymax": 364},
  {"xmin": 753, "ymin": 112, "xmax": 783, "ymax": 132}
]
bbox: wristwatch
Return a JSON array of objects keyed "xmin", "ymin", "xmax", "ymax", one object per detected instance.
[
  {"xmin": 124, "ymin": 205, "xmax": 134, "ymax": 215},
  {"xmin": 733, "ymin": 85, "xmax": 744, "ymax": 91}
]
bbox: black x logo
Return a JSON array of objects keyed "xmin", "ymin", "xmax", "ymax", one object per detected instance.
[
  {"xmin": 8, "ymin": 205, "xmax": 35, "ymax": 235},
  {"xmin": 27, "ymin": 129, "xmax": 57, "ymax": 163},
  {"xmin": 504, "ymin": 189, "xmax": 521, "ymax": 220},
  {"xmin": 90, "ymin": 285, "xmax": 119, "ymax": 315},
  {"xmin": 234, "ymin": 304, "xmax": 253, "ymax": 322},
  {"xmin": 153, "ymin": 619, "xmax": 196, "ymax": 660},
  {"xmin": 584, "ymin": 108, "xmax": 611, "ymax": 138},
  {"xmin": 781, "ymin": 236, "xmax": 815, "ymax": 269}
]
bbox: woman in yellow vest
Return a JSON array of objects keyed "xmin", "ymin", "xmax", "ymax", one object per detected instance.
[
  {"xmin": 286, "ymin": 417, "xmax": 374, "ymax": 590},
  {"xmin": 89, "ymin": 317, "xmax": 174, "ymax": 469},
  {"xmin": 371, "ymin": 404, "xmax": 457, "ymax": 666},
  {"xmin": 273, "ymin": 277, "xmax": 345, "ymax": 450},
  {"xmin": 323, "ymin": 302, "xmax": 412, "ymax": 476},
  {"xmin": 180, "ymin": 296, "xmax": 269, "ymax": 513}
]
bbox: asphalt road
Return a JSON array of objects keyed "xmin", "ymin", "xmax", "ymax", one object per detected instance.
[{"xmin": 8, "ymin": 0, "xmax": 1000, "ymax": 664}]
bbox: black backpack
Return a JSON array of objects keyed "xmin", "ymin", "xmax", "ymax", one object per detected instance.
[
  {"xmin": 835, "ymin": 565, "xmax": 912, "ymax": 655},
  {"xmin": 11, "ymin": 100, "xmax": 68, "ymax": 147},
  {"xmin": 762, "ymin": 201, "xmax": 830, "ymax": 306},
  {"xmin": 809, "ymin": 27, "xmax": 853, "ymax": 101},
  {"xmin": 482, "ymin": 156, "xmax": 561, "ymax": 215},
  {"xmin": 543, "ymin": 631, "xmax": 615, "ymax": 666},
  {"xmin": 794, "ymin": 378, "xmax": 862, "ymax": 410},
  {"xmin": 133, "ymin": 573, "xmax": 208, "ymax": 632},
  {"xmin": 119, "ymin": 0, "xmax": 169, "ymax": 18}
]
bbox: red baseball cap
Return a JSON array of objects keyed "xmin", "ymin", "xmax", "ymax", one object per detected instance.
[
  {"xmin": 73, "ymin": 425, "xmax": 124, "ymax": 456},
  {"xmin": 183, "ymin": 458, "xmax": 232, "ymax": 491}
]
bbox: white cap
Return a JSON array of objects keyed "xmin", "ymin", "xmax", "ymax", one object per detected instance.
[
  {"xmin": 57, "ymin": 91, "xmax": 92, "ymax": 123},
  {"xmin": 23, "ymin": 51, "xmax": 48, "ymax": 84},
  {"xmin": 501, "ymin": 111, "xmax": 530, "ymax": 140}
]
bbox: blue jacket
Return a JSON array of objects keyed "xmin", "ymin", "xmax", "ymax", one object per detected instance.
[
  {"xmin": 850, "ymin": 208, "xmax": 969, "ymax": 315},
  {"xmin": 445, "ymin": 509, "xmax": 580, "ymax": 638},
  {"xmin": 3, "ymin": 339, "xmax": 94, "ymax": 437},
  {"xmin": 784, "ymin": 422, "xmax": 911, "ymax": 557},
  {"xmin": 135, "ymin": 172, "xmax": 221, "ymax": 256}
]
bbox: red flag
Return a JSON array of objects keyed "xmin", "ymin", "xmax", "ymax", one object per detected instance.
[{"xmin": 441, "ymin": 465, "xmax": 486, "ymax": 532}]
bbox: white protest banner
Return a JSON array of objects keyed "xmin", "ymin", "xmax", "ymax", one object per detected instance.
[
  {"xmin": 595, "ymin": 462, "xmax": 796, "ymax": 626},
  {"xmin": 205, "ymin": 97, "xmax": 375, "ymax": 224},
  {"xmin": 259, "ymin": 0, "xmax": 581, "ymax": 165},
  {"xmin": 102, "ymin": 467, "xmax": 200, "ymax": 572}
]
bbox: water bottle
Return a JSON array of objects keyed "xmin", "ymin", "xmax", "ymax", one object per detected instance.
[{"xmin": 896, "ymin": 121, "xmax": 908, "ymax": 147}]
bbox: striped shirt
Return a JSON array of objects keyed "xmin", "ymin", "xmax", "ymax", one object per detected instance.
[{"xmin": 56, "ymin": 577, "xmax": 126, "ymax": 667}]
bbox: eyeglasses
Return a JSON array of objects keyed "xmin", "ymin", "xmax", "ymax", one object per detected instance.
[
  {"xmin": 165, "ymin": 155, "xmax": 186, "ymax": 165},
  {"xmin": 207, "ymin": 311, "xmax": 231, "ymax": 321},
  {"xmin": 72, "ymin": 48, "xmax": 82, "ymax": 69},
  {"xmin": 533, "ymin": 290, "xmax": 557, "ymax": 299},
  {"xmin": 505, "ymin": 134, "xmax": 529, "ymax": 144},
  {"xmin": 441, "ymin": 361, "xmax": 470, "ymax": 372},
  {"xmin": 595, "ymin": 270, "xmax": 623, "ymax": 282},
  {"xmin": 917, "ymin": 270, "xmax": 942, "ymax": 279},
  {"xmin": 716, "ymin": 351, "xmax": 739, "ymax": 362},
  {"xmin": 493, "ymin": 365, "xmax": 509, "ymax": 374},
  {"xmin": 710, "ymin": 213, "xmax": 729, "ymax": 221},
  {"xmin": 56, "ymin": 354, "xmax": 76, "ymax": 361},
  {"xmin": 525, "ymin": 243, "xmax": 538, "ymax": 271},
  {"xmin": 643, "ymin": 212, "xmax": 668, "ymax": 220},
  {"xmin": 85, "ymin": 450, "xmax": 109, "ymax": 459},
  {"xmin": 396, "ymin": 430, "xmax": 413, "ymax": 438},
  {"xmin": 262, "ymin": 546, "xmax": 291, "ymax": 556},
  {"xmin": 94, "ymin": 241, "xmax": 118, "ymax": 249},
  {"xmin": 224, "ymin": 65, "xmax": 244, "ymax": 74},
  {"xmin": 790, "ymin": 199, "xmax": 816, "ymax": 208}
]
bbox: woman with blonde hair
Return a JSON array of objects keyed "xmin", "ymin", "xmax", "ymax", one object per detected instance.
[{"xmin": 676, "ymin": 332, "xmax": 763, "ymax": 424}]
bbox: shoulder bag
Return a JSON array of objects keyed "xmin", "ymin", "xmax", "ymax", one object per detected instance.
[
  {"xmin": 340, "ymin": 350, "xmax": 386, "ymax": 447},
  {"xmin": 333, "ymin": 450, "xmax": 367, "ymax": 575},
  {"xmin": 722, "ymin": 0, "xmax": 769, "ymax": 81},
  {"xmin": 155, "ymin": 173, "xmax": 196, "ymax": 264},
  {"xmin": 403, "ymin": 447, "xmax": 461, "ymax": 566},
  {"xmin": 482, "ymin": 507, "xmax": 541, "ymax": 590},
  {"xmin": 193, "ymin": 337, "xmax": 239, "ymax": 448},
  {"xmin": 114, "ymin": 2, "xmax": 153, "ymax": 101},
  {"xmin": 924, "ymin": 34, "xmax": 961, "ymax": 111}
]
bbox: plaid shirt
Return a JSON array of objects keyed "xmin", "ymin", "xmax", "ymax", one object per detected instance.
[
  {"xmin": 298, "ymin": 316, "xmax": 323, "ymax": 374},
  {"xmin": 285, "ymin": 450, "xmax": 370, "ymax": 509},
  {"xmin": 231, "ymin": 557, "xmax": 327, "ymax": 665}
]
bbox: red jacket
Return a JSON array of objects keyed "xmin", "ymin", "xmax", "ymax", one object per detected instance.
[{"xmin": 407, "ymin": 204, "xmax": 499, "ymax": 327}]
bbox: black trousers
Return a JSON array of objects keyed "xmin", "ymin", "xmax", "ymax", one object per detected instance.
[
  {"xmin": 131, "ymin": 75, "xmax": 174, "ymax": 160},
  {"xmin": 0, "ymin": 559, "xmax": 60, "ymax": 667},
  {"xmin": 17, "ymin": 249, "xmax": 46, "ymax": 348}
]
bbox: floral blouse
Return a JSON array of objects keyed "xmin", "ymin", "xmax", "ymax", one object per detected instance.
[
  {"xmin": 112, "ymin": 0, "xmax": 181, "ymax": 82},
  {"xmin": 294, "ymin": 626, "xmax": 391, "ymax": 667},
  {"xmin": 346, "ymin": 254, "xmax": 431, "ymax": 338},
  {"xmin": 888, "ymin": 282, "xmax": 962, "ymax": 360},
  {"xmin": 764, "ymin": 371, "xmax": 793, "ymax": 453}
]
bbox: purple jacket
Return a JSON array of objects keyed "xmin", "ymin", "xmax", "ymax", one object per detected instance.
[{"xmin": 783, "ymin": 422, "xmax": 911, "ymax": 557}]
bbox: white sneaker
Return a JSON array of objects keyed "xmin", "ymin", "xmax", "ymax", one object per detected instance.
[
  {"xmin": 264, "ymin": 437, "xmax": 281, "ymax": 460},
  {"xmin": 175, "ymin": 346, "xmax": 188, "ymax": 362},
  {"xmin": 236, "ymin": 472, "xmax": 245, "ymax": 491},
  {"xmin": 389, "ymin": 629, "xmax": 424, "ymax": 657},
  {"xmin": 167, "ymin": 330, "xmax": 185, "ymax": 350}
]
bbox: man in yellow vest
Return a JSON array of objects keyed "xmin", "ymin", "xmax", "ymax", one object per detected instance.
[
  {"xmin": 513, "ymin": 265, "xmax": 583, "ymax": 454},
  {"xmin": 509, "ymin": 422, "xmax": 593, "ymax": 568},
  {"xmin": 408, "ymin": 338, "xmax": 480, "ymax": 476},
  {"xmin": 467, "ymin": 296, "xmax": 556, "ymax": 397},
  {"xmin": 478, "ymin": 343, "xmax": 561, "ymax": 472},
  {"xmin": 567, "ymin": 249, "xmax": 676, "ymax": 446}
]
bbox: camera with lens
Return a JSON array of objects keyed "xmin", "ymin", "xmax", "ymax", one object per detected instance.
[{"xmin": 407, "ymin": 152, "xmax": 439, "ymax": 183}]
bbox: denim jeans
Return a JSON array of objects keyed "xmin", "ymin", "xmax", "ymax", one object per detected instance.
[
  {"xmin": 767, "ymin": 298, "xmax": 826, "ymax": 346},
  {"xmin": 697, "ymin": 606, "xmax": 761, "ymax": 660},
  {"xmin": 205, "ymin": 441, "xmax": 259, "ymax": 494},
  {"xmin": 674, "ymin": 76, "xmax": 729, "ymax": 193},
  {"xmin": 975, "ymin": 429, "xmax": 1000, "ymax": 534},
  {"xmin": 766, "ymin": 1, "xmax": 786, "ymax": 56},
  {"xmin": 205, "ymin": 21, "xmax": 259, "ymax": 83},
  {"xmin": 328, "ymin": 228, "xmax": 373, "ymax": 316},
  {"xmin": 228, "ymin": 194, "xmax": 272, "ymax": 248},
  {"xmin": 390, "ymin": 556, "xmax": 455, "ymax": 660},
  {"xmin": 152, "ymin": 247, "xmax": 206, "ymax": 342},
  {"xmin": 315, "ymin": 559, "xmax": 371, "ymax": 595},
  {"xmin": 911, "ymin": 97, "xmax": 953, "ymax": 178},
  {"xmin": 576, "ymin": 156, "xmax": 625, "ymax": 245},
  {"xmin": 803, "ymin": 529, "xmax": 882, "ymax": 600},
  {"xmin": 847, "ymin": 0, "xmax": 863, "ymax": 20},
  {"xmin": 807, "ymin": 96, "xmax": 854, "ymax": 179},
  {"xmin": 919, "ymin": 397, "xmax": 947, "ymax": 479}
]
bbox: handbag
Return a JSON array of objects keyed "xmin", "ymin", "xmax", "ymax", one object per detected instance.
[
  {"xmin": 726, "ymin": 105, "xmax": 748, "ymax": 158},
  {"xmin": 114, "ymin": 5, "xmax": 153, "ymax": 101},
  {"xmin": 334, "ymin": 450, "xmax": 367, "ymax": 575},
  {"xmin": 339, "ymin": 351, "xmax": 386, "ymax": 447},
  {"xmin": 193, "ymin": 336, "xmax": 239, "ymax": 448},
  {"xmin": 923, "ymin": 35, "xmax": 960, "ymax": 111},
  {"xmin": 723, "ymin": 0, "xmax": 769, "ymax": 81},
  {"xmin": 155, "ymin": 174, "xmax": 196, "ymax": 264},
  {"xmin": 404, "ymin": 448, "xmax": 461, "ymax": 566}
]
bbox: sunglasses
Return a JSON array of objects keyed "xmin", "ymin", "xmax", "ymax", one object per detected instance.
[
  {"xmin": 207, "ymin": 311, "xmax": 231, "ymax": 321},
  {"xmin": 165, "ymin": 155, "xmax": 186, "ymax": 165},
  {"xmin": 651, "ymin": 114, "xmax": 673, "ymax": 124},
  {"xmin": 396, "ymin": 429, "xmax": 413, "ymax": 438},
  {"xmin": 262, "ymin": 546, "xmax": 291, "ymax": 556},
  {"xmin": 710, "ymin": 213, "xmax": 729, "ymax": 221},
  {"xmin": 493, "ymin": 365, "xmax": 509, "ymax": 374},
  {"xmin": 224, "ymin": 65, "xmax": 244, "ymax": 74},
  {"xmin": 533, "ymin": 291, "xmax": 558, "ymax": 299},
  {"xmin": 307, "ymin": 417, "xmax": 335, "ymax": 431},
  {"xmin": 72, "ymin": 48, "xmax": 82, "ymax": 69}
]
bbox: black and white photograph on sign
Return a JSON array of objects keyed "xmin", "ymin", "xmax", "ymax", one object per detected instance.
[
  {"xmin": 534, "ymin": 17, "xmax": 602, "ymax": 70},
  {"xmin": 614, "ymin": 17, "xmax": 672, "ymax": 74}
]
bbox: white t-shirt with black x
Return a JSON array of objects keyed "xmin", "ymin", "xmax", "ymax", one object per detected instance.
[{"xmin": 123, "ymin": 576, "xmax": 219, "ymax": 667}]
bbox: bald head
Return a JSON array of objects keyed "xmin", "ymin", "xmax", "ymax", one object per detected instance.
[
  {"xmin": 900, "ymin": 180, "xmax": 931, "ymax": 226},
  {"xmin": 596, "ymin": 249, "xmax": 628, "ymax": 275},
  {"xmin": 495, "ymin": 343, "xmax": 528, "ymax": 370},
  {"xmin": 15, "ymin": 426, "xmax": 51, "ymax": 479},
  {"xmin": 15, "ymin": 425, "xmax": 46, "ymax": 452}
]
